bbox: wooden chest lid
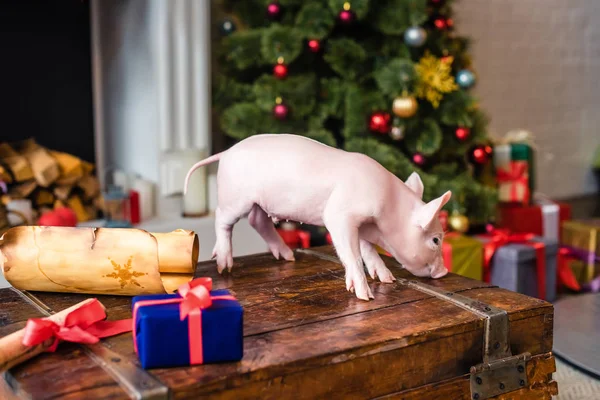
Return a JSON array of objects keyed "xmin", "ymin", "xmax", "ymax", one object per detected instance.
[{"xmin": 0, "ymin": 246, "xmax": 556, "ymax": 399}]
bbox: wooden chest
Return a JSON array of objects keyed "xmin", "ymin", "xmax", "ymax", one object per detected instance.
[{"xmin": 0, "ymin": 246, "xmax": 558, "ymax": 399}]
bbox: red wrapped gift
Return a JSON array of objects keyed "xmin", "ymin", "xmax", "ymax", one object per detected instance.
[
  {"xmin": 497, "ymin": 197, "xmax": 571, "ymax": 243},
  {"xmin": 277, "ymin": 222, "xmax": 311, "ymax": 249}
]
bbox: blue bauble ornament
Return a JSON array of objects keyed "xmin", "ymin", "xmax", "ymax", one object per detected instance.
[
  {"xmin": 404, "ymin": 26, "xmax": 427, "ymax": 47},
  {"xmin": 220, "ymin": 19, "xmax": 236, "ymax": 36},
  {"xmin": 456, "ymin": 69, "xmax": 476, "ymax": 89}
]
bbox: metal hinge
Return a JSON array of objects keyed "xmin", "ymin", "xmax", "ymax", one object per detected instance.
[{"xmin": 297, "ymin": 249, "xmax": 531, "ymax": 400}]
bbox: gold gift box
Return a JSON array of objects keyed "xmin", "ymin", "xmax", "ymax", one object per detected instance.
[{"xmin": 561, "ymin": 219, "xmax": 600, "ymax": 282}]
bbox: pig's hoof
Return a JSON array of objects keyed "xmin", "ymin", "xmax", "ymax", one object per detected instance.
[
  {"xmin": 346, "ymin": 273, "xmax": 374, "ymax": 301},
  {"xmin": 216, "ymin": 252, "xmax": 234, "ymax": 274},
  {"xmin": 376, "ymin": 264, "xmax": 396, "ymax": 284},
  {"xmin": 270, "ymin": 244, "xmax": 295, "ymax": 262}
]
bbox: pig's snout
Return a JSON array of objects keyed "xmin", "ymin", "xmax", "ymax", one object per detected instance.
[
  {"xmin": 430, "ymin": 261, "xmax": 448, "ymax": 279},
  {"xmin": 431, "ymin": 268, "xmax": 448, "ymax": 279}
]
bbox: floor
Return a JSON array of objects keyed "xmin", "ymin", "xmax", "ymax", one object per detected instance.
[{"xmin": 555, "ymin": 358, "xmax": 600, "ymax": 399}]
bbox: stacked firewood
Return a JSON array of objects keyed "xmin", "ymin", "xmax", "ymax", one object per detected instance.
[{"xmin": 0, "ymin": 139, "xmax": 103, "ymax": 227}]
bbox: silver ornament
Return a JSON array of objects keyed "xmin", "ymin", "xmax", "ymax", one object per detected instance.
[
  {"xmin": 456, "ymin": 69, "xmax": 476, "ymax": 89},
  {"xmin": 404, "ymin": 26, "xmax": 427, "ymax": 47},
  {"xmin": 390, "ymin": 126, "xmax": 405, "ymax": 141}
]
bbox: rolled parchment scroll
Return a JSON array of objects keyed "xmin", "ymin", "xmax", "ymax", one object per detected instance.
[{"xmin": 0, "ymin": 226, "xmax": 199, "ymax": 296}]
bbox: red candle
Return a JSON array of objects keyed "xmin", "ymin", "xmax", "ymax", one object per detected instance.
[{"xmin": 129, "ymin": 190, "xmax": 140, "ymax": 224}]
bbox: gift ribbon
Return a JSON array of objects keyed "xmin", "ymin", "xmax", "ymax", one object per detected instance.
[
  {"xmin": 22, "ymin": 299, "xmax": 132, "ymax": 352},
  {"xmin": 479, "ymin": 229, "xmax": 547, "ymax": 300},
  {"xmin": 557, "ymin": 247, "xmax": 582, "ymax": 292},
  {"xmin": 497, "ymin": 161, "xmax": 530, "ymax": 204},
  {"xmin": 533, "ymin": 194, "xmax": 560, "ymax": 242},
  {"xmin": 441, "ymin": 232, "xmax": 462, "ymax": 273},
  {"xmin": 132, "ymin": 277, "xmax": 236, "ymax": 365}
]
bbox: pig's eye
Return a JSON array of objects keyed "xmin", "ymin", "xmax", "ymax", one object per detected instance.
[{"xmin": 432, "ymin": 237, "xmax": 440, "ymax": 246}]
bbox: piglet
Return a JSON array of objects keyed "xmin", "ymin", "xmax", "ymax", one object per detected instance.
[{"xmin": 184, "ymin": 134, "xmax": 451, "ymax": 301}]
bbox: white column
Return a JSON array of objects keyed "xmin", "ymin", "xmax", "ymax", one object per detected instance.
[
  {"xmin": 173, "ymin": 0, "xmax": 192, "ymax": 150},
  {"xmin": 191, "ymin": 0, "xmax": 212, "ymax": 151},
  {"xmin": 90, "ymin": 0, "xmax": 107, "ymax": 189},
  {"xmin": 156, "ymin": 0, "xmax": 173, "ymax": 153}
]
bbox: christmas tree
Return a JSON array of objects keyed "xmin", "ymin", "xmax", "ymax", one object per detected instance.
[{"xmin": 213, "ymin": 0, "xmax": 497, "ymax": 228}]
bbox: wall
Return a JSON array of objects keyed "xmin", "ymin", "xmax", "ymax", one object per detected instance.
[{"xmin": 454, "ymin": 0, "xmax": 600, "ymax": 199}]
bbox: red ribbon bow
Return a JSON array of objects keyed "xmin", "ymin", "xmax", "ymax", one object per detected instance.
[
  {"xmin": 22, "ymin": 299, "xmax": 132, "ymax": 352},
  {"xmin": 479, "ymin": 228, "xmax": 547, "ymax": 300},
  {"xmin": 133, "ymin": 277, "xmax": 236, "ymax": 365},
  {"xmin": 497, "ymin": 161, "xmax": 530, "ymax": 204}
]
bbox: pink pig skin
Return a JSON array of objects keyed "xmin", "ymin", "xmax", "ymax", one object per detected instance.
[{"xmin": 184, "ymin": 134, "xmax": 452, "ymax": 301}]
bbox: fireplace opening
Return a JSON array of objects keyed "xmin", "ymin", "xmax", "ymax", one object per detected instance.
[{"xmin": 0, "ymin": 0, "xmax": 95, "ymax": 163}]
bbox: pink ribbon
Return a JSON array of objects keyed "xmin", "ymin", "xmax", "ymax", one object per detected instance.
[{"xmin": 132, "ymin": 277, "xmax": 236, "ymax": 365}]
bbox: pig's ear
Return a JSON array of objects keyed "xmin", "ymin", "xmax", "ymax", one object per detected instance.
[
  {"xmin": 405, "ymin": 172, "xmax": 424, "ymax": 199},
  {"xmin": 412, "ymin": 191, "xmax": 452, "ymax": 230}
]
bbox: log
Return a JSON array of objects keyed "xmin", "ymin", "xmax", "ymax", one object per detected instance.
[
  {"xmin": 0, "ymin": 226, "xmax": 198, "ymax": 296},
  {"xmin": 67, "ymin": 195, "xmax": 89, "ymax": 222},
  {"xmin": 15, "ymin": 139, "xmax": 60, "ymax": 187},
  {"xmin": 0, "ymin": 143, "xmax": 33, "ymax": 182},
  {"xmin": 49, "ymin": 150, "xmax": 83, "ymax": 185},
  {"xmin": 0, "ymin": 298, "xmax": 100, "ymax": 373},
  {"xmin": 0, "ymin": 164, "xmax": 12, "ymax": 184},
  {"xmin": 34, "ymin": 188, "xmax": 55, "ymax": 207},
  {"xmin": 77, "ymin": 174, "xmax": 100, "ymax": 200}
]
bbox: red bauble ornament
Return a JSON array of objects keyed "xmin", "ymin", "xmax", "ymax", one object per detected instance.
[
  {"xmin": 470, "ymin": 145, "xmax": 489, "ymax": 164},
  {"xmin": 369, "ymin": 112, "xmax": 392, "ymax": 134},
  {"xmin": 266, "ymin": 2, "xmax": 281, "ymax": 19},
  {"xmin": 455, "ymin": 127, "xmax": 470, "ymax": 141},
  {"xmin": 55, "ymin": 206, "xmax": 78, "ymax": 226},
  {"xmin": 446, "ymin": 18, "xmax": 454, "ymax": 28},
  {"xmin": 273, "ymin": 103, "xmax": 289, "ymax": 120},
  {"xmin": 484, "ymin": 145, "xmax": 493, "ymax": 156},
  {"xmin": 273, "ymin": 63, "xmax": 288, "ymax": 79},
  {"xmin": 434, "ymin": 17, "xmax": 448, "ymax": 30},
  {"xmin": 412, "ymin": 153, "xmax": 426, "ymax": 166},
  {"xmin": 339, "ymin": 10, "xmax": 355, "ymax": 24},
  {"xmin": 308, "ymin": 39, "xmax": 320, "ymax": 53}
]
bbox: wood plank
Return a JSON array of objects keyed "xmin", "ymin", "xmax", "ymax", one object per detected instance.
[
  {"xmin": 6, "ymin": 345, "xmax": 129, "ymax": 400},
  {"xmin": 375, "ymin": 353, "xmax": 558, "ymax": 400},
  {"xmin": 0, "ymin": 289, "xmax": 47, "ymax": 337}
]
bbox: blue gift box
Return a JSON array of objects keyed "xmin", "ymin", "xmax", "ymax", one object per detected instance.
[{"xmin": 132, "ymin": 289, "xmax": 243, "ymax": 369}]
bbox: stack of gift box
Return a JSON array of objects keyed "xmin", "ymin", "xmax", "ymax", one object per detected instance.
[{"xmin": 432, "ymin": 133, "xmax": 600, "ymax": 302}]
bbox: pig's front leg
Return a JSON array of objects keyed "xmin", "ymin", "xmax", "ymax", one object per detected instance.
[
  {"xmin": 359, "ymin": 239, "xmax": 396, "ymax": 283},
  {"xmin": 325, "ymin": 214, "xmax": 374, "ymax": 301}
]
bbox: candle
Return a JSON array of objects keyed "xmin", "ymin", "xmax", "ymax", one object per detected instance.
[
  {"xmin": 181, "ymin": 149, "xmax": 208, "ymax": 217},
  {"xmin": 131, "ymin": 177, "xmax": 155, "ymax": 221},
  {"xmin": 113, "ymin": 170, "xmax": 130, "ymax": 192}
]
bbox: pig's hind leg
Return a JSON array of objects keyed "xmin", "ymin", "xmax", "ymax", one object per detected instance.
[
  {"xmin": 359, "ymin": 239, "xmax": 396, "ymax": 283},
  {"xmin": 213, "ymin": 202, "xmax": 253, "ymax": 273},
  {"xmin": 248, "ymin": 204, "xmax": 295, "ymax": 262},
  {"xmin": 324, "ymin": 213, "xmax": 374, "ymax": 301}
]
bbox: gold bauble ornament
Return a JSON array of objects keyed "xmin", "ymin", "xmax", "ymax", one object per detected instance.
[
  {"xmin": 448, "ymin": 213, "xmax": 469, "ymax": 233},
  {"xmin": 392, "ymin": 95, "xmax": 418, "ymax": 118}
]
